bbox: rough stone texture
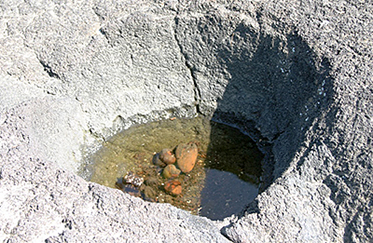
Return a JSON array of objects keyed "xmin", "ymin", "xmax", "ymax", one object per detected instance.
[{"xmin": 0, "ymin": 0, "xmax": 372, "ymax": 242}]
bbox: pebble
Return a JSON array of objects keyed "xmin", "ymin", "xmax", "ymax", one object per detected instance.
[
  {"xmin": 152, "ymin": 153, "xmax": 166, "ymax": 167},
  {"xmin": 159, "ymin": 148, "xmax": 176, "ymax": 164},
  {"xmin": 124, "ymin": 171, "xmax": 144, "ymax": 187},
  {"xmin": 162, "ymin": 164, "xmax": 181, "ymax": 179},
  {"xmin": 175, "ymin": 142, "xmax": 198, "ymax": 173},
  {"xmin": 164, "ymin": 179, "xmax": 182, "ymax": 196}
]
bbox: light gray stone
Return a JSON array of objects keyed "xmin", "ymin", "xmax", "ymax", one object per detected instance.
[{"xmin": 0, "ymin": 0, "xmax": 372, "ymax": 242}]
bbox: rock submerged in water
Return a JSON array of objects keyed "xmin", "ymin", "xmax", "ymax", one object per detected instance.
[
  {"xmin": 152, "ymin": 153, "xmax": 166, "ymax": 167},
  {"xmin": 164, "ymin": 179, "xmax": 182, "ymax": 196},
  {"xmin": 162, "ymin": 164, "xmax": 181, "ymax": 179},
  {"xmin": 150, "ymin": 142, "xmax": 199, "ymax": 197},
  {"xmin": 159, "ymin": 148, "xmax": 176, "ymax": 164},
  {"xmin": 124, "ymin": 171, "xmax": 144, "ymax": 187},
  {"xmin": 115, "ymin": 172, "xmax": 144, "ymax": 197},
  {"xmin": 175, "ymin": 142, "xmax": 198, "ymax": 173}
]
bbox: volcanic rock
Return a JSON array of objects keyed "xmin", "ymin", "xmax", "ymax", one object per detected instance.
[{"xmin": 0, "ymin": 0, "xmax": 371, "ymax": 242}]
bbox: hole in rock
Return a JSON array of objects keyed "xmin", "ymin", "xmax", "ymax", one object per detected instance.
[
  {"xmin": 78, "ymin": 16, "xmax": 334, "ymax": 223},
  {"xmin": 84, "ymin": 116, "xmax": 263, "ymax": 220}
]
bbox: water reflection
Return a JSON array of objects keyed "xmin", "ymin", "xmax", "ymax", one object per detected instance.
[{"xmin": 200, "ymin": 168, "xmax": 258, "ymax": 220}]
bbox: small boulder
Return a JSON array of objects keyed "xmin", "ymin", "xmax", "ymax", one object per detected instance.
[
  {"xmin": 159, "ymin": 149, "xmax": 176, "ymax": 164},
  {"xmin": 164, "ymin": 179, "xmax": 182, "ymax": 196},
  {"xmin": 175, "ymin": 142, "xmax": 198, "ymax": 173},
  {"xmin": 162, "ymin": 164, "xmax": 181, "ymax": 179}
]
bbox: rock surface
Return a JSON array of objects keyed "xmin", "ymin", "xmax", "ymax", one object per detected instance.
[{"xmin": 0, "ymin": 0, "xmax": 372, "ymax": 242}]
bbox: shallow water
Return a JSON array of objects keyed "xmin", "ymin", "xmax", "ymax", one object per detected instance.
[
  {"xmin": 200, "ymin": 169, "xmax": 258, "ymax": 220},
  {"xmin": 85, "ymin": 116, "xmax": 263, "ymax": 219}
]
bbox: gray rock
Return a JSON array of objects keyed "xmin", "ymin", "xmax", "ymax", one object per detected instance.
[{"xmin": 0, "ymin": 0, "xmax": 372, "ymax": 242}]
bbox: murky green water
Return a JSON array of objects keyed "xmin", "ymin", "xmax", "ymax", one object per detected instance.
[{"xmin": 85, "ymin": 116, "xmax": 263, "ymax": 219}]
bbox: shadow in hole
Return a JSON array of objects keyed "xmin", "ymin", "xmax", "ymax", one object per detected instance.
[
  {"xmin": 198, "ymin": 25, "xmax": 332, "ymax": 219},
  {"xmin": 198, "ymin": 120, "xmax": 263, "ymax": 220}
]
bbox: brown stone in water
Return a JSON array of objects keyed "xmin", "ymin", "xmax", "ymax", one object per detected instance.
[
  {"xmin": 162, "ymin": 164, "xmax": 181, "ymax": 179},
  {"xmin": 175, "ymin": 142, "xmax": 198, "ymax": 173},
  {"xmin": 164, "ymin": 179, "xmax": 182, "ymax": 196},
  {"xmin": 152, "ymin": 153, "xmax": 166, "ymax": 167},
  {"xmin": 159, "ymin": 149, "xmax": 176, "ymax": 164}
]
